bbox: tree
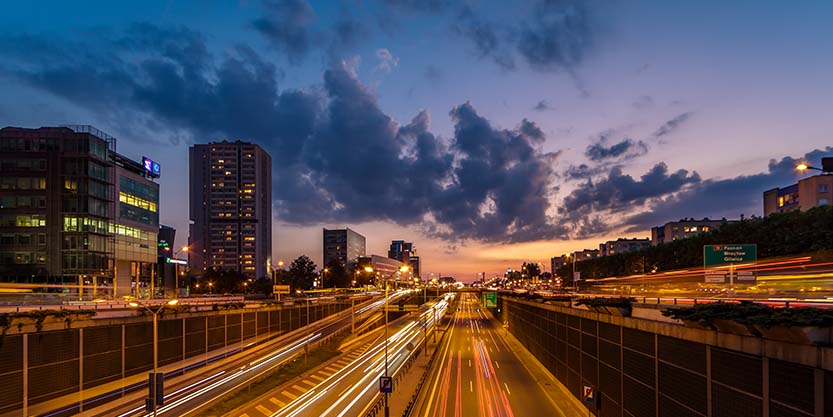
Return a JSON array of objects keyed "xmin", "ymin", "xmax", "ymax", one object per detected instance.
[
  {"xmin": 288, "ymin": 255, "xmax": 317, "ymax": 292},
  {"xmin": 351, "ymin": 260, "xmax": 375, "ymax": 287},
  {"xmin": 521, "ymin": 262, "xmax": 542, "ymax": 279},
  {"xmin": 324, "ymin": 259, "xmax": 350, "ymax": 288}
]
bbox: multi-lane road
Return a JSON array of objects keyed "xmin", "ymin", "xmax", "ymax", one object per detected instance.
[
  {"xmin": 413, "ymin": 292, "xmax": 571, "ymax": 417},
  {"xmin": 228, "ymin": 296, "xmax": 450, "ymax": 417}
]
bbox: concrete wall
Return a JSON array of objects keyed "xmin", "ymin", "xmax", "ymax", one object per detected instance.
[{"xmin": 498, "ymin": 297, "xmax": 833, "ymax": 417}]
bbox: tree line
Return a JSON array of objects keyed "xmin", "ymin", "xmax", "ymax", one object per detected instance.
[{"xmin": 554, "ymin": 206, "xmax": 833, "ymax": 281}]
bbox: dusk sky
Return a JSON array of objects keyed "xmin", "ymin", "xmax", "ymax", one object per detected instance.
[{"xmin": 1, "ymin": 1, "xmax": 831, "ymax": 281}]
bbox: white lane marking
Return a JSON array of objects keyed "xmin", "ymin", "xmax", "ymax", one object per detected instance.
[
  {"xmin": 494, "ymin": 361, "xmax": 500, "ymax": 369},
  {"xmin": 468, "ymin": 359, "xmax": 472, "ymax": 367},
  {"xmin": 504, "ymin": 383, "xmax": 511, "ymax": 395},
  {"xmin": 470, "ymin": 380, "xmax": 473, "ymax": 392}
]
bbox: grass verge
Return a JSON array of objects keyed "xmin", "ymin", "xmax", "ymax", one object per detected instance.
[{"xmin": 201, "ymin": 332, "xmax": 349, "ymax": 416}]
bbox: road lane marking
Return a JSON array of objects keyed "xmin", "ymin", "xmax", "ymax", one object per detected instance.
[
  {"xmin": 291, "ymin": 384, "xmax": 306, "ymax": 393},
  {"xmin": 494, "ymin": 361, "xmax": 499, "ymax": 369},
  {"xmin": 255, "ymin": 405, "xmax": 272, "ymax": 416},
  {"xmin": 310, "ymin": 374, "xmax": 324, "ymax": 381},
  {"xmin": 325, "ymin": 366, "xmax": 339, "ymax": 372},
  {"xmin": 504, "ymin": 383, "xmax": 511, "ymax": 395},
  {"xmin": 269, "ymin": 397, "xmax": 285, "ymax": 407},
  {"xmin": 282, "ymin": 390, "xmax": 298, "ymax": 400},
  {"xmin": 302, "ymin": 379, "xmax": 316, "ymax": 387},
  {"xmin": 469, "ymin": 359, "xmax": 472, "ymax": 367},
  {"xmin": 470, "ymin": 380, "xmax": 473, "ymax": 392}
]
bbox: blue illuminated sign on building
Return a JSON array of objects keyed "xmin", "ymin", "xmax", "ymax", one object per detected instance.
[{"xmin": 142, "ymin": 157, "xmax": 161, "ymax": 177}]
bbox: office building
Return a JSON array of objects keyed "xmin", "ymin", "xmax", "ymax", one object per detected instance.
[
  {"xmin": 0, "ymin": 125, "xmax": 160, "ymax": 297},
  {"xmin": 189, "ymin": 141, "xmax": 272, "ymax": 280},
  {"xmin": 112, "ymin": 152, "xmax": 160, "ymax": 297},
  {"xmin": 157, "ymin": 225, "xmax": 186, "ymax": 296},
  {"xmin": 763, "ymin": 174, "xmax": 832, "ymax": 217},
  {"xmin": 388, "ymin": 240, "xmax": 414, "ymax": 262},
  {"xmin": 323, "ymin": 228, "xmax": 366, "ymax": 269},
  {"xmin": 357, "ymin": 254, "xmax": 411, "ymax": 282},
  {"xmin": 599, "ymin": 238, "xmax": 651, "ymax": 257},
  {"xmin": 651, "ymin": 218, "xmax": 726, "ymax": 245},
  {"xmin": 408, "ymin": 255, "xmax": 421, "ymax": 279}
]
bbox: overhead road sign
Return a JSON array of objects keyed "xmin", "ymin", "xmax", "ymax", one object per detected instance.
[
  {"xmin": 703, "ymin": 244, "xmax": 757, "ymax": 284},
  {"xmin": 483, "ymin": 292, "xmax": 497, "ymax": 308}
]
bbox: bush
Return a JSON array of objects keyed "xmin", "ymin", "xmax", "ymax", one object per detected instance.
[
  {"xmin": 575, "ymin": 297, "xmax": 636, "ymax": 308},
  {"xmin": 663, "ymin": 303, "xmax": 833, "ymax": 329}
]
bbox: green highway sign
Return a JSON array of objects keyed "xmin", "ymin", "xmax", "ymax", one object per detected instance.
[
  {"xmin": 704, "ymin": 244, "xmax": 757, "ymax": 267},
  {"xmin": 703, "ymin": 244, "xmax": 757, "ymax": 284},
  {"xmin": 483, "ymin": 292, "xmax": 497, "ymax": 308}
]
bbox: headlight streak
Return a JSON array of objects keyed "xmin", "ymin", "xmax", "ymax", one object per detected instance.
[
  {"xmin": 145, "ymin": 333, "xmax": 321, "ymax": 416},
  {"xmin": 274, "ymin": 302, "xmax": 446, "ymax": 417}
]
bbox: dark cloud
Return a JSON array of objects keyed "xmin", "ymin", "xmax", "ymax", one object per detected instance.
[
  {"xmin": 563, "ymin": 163, "xmax": 607, "ymax": 181},
  {"xmin": 432, "ymin": 102, "xmax": 564, "ymax": 242},
  {"xmin": 0, "ymin": 24, "xmax": 567, "ymax": 244},
  {"xmin": 559, "ymin": 163, "xmax": 701, "ymax": 223},
  {"xmin": 517, "ymin": 0, "xmax": 593, "ymax": 72},
  {"xmin": 252, "ymin": 0, "xmax": 318, "ymax": 64},
  {"xmin": 653, "ymin": 111, "xmax": 693, "ymax": 138},
  {"xmin": 452, "ymin": 6, "xmax": 516, "ymax": 70},
  {"xmin": 623, "ymin": 147, "xmax": 833, "ymax": 230},
  {"xmin": 533, "ymin": 100, "xmax": 552, "ymax": 111},
  {"xmin": 585, "ymin": 137, "xmax": 648, "ymax": 161}
]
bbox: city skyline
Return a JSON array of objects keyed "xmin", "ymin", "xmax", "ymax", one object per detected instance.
[{"xmin": 1, "ymin": 1, "xmax": 832, "ymax": 280}]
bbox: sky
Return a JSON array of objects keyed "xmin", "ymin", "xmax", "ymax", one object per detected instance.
[{"xmin": 1, "ymin": 0, "xmax": 832, "ymax": 281}]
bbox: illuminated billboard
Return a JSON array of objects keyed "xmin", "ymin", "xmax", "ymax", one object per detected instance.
[{"xmin": 142, "ymin": 157, "xmax": 161, "ymax": 177}]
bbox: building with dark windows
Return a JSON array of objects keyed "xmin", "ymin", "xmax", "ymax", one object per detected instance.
[
  {"xmin": 0, "ymin": 125, "xmax": 160, "ymax": 298},
  {"xmin": 651, "ymin": 218, "xmax": 728, "ymax": 245},
  {"xmin": 323, "ymin": 228, "xmax": 366, "ymax": 269},
  {"xmin": 388, "ymin": 240, "xmax": 414, "ymax": 262},
  {"xmin": 599, "ymin": 237, "xmax": 651, "ymax": 257},
  {"xmin": 763, "ymin": 174, "xmax": 832, "ymax": 217},
  {"xmin": 551, "ymin": 255, "xmax": 569, "ymax": 274},
  {"xmin": 408, "ymin": 255, "xmax": 421, "ymax": 279},
  {"xmin": 189, "ymin": 141, "xmax": 272, "ymax": 280}
]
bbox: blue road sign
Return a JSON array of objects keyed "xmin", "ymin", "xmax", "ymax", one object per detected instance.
[
  {"xmin": 380, "ymin": 376, "xmax": 393, "ymax": 393},
  {"xmin": 583, "ymin": 384, "xmax": 594, "ymax": 404}
]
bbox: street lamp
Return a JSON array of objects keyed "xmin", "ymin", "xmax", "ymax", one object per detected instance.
[
  {"xmin": 322, "ymin": 267, "xmax": 329, "ymax": 289},
  {"xmin": 172, "ymin": 246, "xmax": 188, "ymax": 297},
  {"xmin": 364, "ymin": 264, "xmax": 409, "ymax": 417},
  {"xmin": 128, "ymin": 298, "xmax": 179, "ymax": 416}
]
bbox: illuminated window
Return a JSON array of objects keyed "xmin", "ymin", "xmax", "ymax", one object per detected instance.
[
  {"xmin": 702, "ymin": 226, "xmax": 710, "ymax": 232},
  {"xmin": 119, "ymin": 192, "xmax": 157, "ymax": 212},
  {"xmin": 778, "ymin": 196, "xmax": 785, "ymax": 207}
]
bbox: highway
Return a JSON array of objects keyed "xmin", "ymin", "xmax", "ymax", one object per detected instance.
[
  {"xmin": 228, "ymin": 296, "xmax": 451, "ymax": 417},
  {"xmin": 81, "ymin": 294, "xmax": 403, "ymax": 417},
  {"xmin": 412, "ymin": 293, "xmax": 570, "ymax": 417}
]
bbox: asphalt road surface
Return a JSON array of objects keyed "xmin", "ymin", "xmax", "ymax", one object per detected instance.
[{"xmin": 414, "ymin": 292, "xmax": 570, "ymax": 417}]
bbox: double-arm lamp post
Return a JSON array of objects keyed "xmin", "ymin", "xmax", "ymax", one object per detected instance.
[
  {"xmin": 364, "ymin": 264, "xmax": 410, "ymax": 417},
  {"xmin": 128, "ymin": 298, "xmax": 179, "ymax": 416}
]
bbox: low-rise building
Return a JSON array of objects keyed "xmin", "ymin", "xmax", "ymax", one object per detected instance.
[
  {"xmin": 599, "ymin": 238, "xmax": 651, "ymax": 257},
  {"xmin": 573, "ymin": 249, "xmax": 599, "ymax": 261},
  {"xmin": 763, "ymin": 174, "xmax": 832, "ymax": 217},
  {"xmin": 651, "ymin": 218, "xmax": 727, "ymax": 245}
]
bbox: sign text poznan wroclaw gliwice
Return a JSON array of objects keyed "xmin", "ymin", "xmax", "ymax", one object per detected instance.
[{"xmin": 703, "ymin": 244, "xmax": 757, "ymax": 284}]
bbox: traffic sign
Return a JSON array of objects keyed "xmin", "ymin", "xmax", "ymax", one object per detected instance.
[
  {"xmin": 704, "ymin": 244, "xmax": 757, "ymax": 267},
  {"xmin": 483, "ymin": 292, "xmax": 497, "ymax": 308},
  {"xmin": 273, "ymin": 284, "xmax": 291, "ymax": 294},
  {"xmin": 703, "ymin": 244, "xmax": 758, "ymax": 283},
  {"xmin": 582, "ymin": 384, "xmax": 594, "ymax": 404},
  {"xmin": 379, "ymin": 376, "xmax": 393, "ymax": 393}
]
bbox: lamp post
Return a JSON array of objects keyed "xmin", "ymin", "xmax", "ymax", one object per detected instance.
[
  {"xmin": 129, "ymin": 298, "xmax": 179, "ymax": 416},
  {"xmin": 172, "ymin": 246, "xmax": 188, "ymax": 297},
  {"xmin": 797, "ymin": 159, "xmax": 833, "ymax": 226},
  {"xmin": 364, "ymin": 264, "xmax": 409, "ymax": 417},
  {"xmin": 322, "ymin": 267, "xmax": 329, "ymax": 289}
]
